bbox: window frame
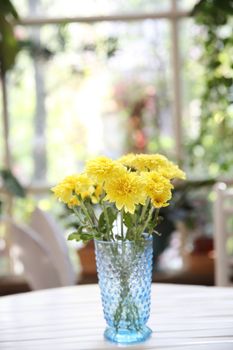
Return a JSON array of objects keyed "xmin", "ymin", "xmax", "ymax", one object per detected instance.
[{"xmin": 2, "ymin": 0, "xmax": 192, "ymax": 176}]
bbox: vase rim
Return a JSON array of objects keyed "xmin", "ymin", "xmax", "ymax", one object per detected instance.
[{"xmin": 94, "ymin": 235, "xmax": 153, "ymax": 244}]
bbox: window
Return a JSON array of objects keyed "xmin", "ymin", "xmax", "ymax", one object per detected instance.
[{"xmin": 2, "ymin": 0, "xmax": 199, "ymax": 184}]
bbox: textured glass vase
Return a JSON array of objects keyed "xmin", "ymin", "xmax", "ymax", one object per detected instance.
[{"xmin": 94, "ymin": 237, "xmax": 153, "ymax": 344}]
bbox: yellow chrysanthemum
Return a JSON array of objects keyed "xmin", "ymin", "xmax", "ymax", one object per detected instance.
[
  {"xmin": 118, "ymin": 153, "xmax": 136, "ymax": 168},
  {"xmin": 51, "ymin": 175, "xmax": 81, "ymax": 204},
  {"xmin": 119, "ymin": 153, "xmax": 186, "ymax": 180},
  {"xmin": 157, "ymin": 162, "xmax": 186, "ymax": 180},
  {"xmin": 91, "ymin": 184, "xmax": 104, "ymax": 204},
  {"xmin": 67, "ymin": 195, "xmax": 80, "ymax": 208},
  {"xmin": 142, "ymin": 171, "xmax": 173, "ymax": 208},
  {"xmin": 86, "ymin": 156, "xmax": 125, "ymax": 184},
  {"xmin": 104, "ymin": 171, "xmax": 146, "ymax": 214},
  {"xmin": 51, "ymin": 174, "xmax": 95, "ymax": 204},
  {"xmin": 51, "ymin": 183, "xmax": 72, "ymax": 203},
  {"xmin": 118, "ymin": 153, "xmax": 168, "ymax": 171},
  {"xmin": 75, "ymin": 173, "xmax": 95, "ymax": 199}
]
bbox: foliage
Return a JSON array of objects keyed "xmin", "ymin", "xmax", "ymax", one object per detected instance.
[
  {"xmin": 52, "ymin": 153, "xmax": 185, "ymax": 243},
  {"xmin": 0, "ymin": 0, "xmax": 19, "ymax": 72},
  {"xmin": 0, "ymin": 169, "xmax": 25, "ymax": 215},
  {"xmin": 189, "ymin": 0, "xmax": 233, "ymax": 176},
  {"xmin": 0, "ymin": 169, "xmax": 25, "ymax": 198}
]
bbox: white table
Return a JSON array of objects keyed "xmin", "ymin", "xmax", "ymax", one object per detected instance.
[{"xmin": 0, "ymin": 284, "xmax": 232, "ymax": 350}]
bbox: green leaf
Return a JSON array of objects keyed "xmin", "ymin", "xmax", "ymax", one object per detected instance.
[
  {"xmin": 0, "ymin": 169, "xmax": 25, "ymax": 197},
  {"xmin": 98, "ymin": 206, "xmax": 117, "ymax": 233},
  {"xmin": 0, "ymin": 0, "xmax": 19, "ymax": 20},
  {"xmin": 79, "ymin": 233, "xmax": 94, "ymax": 243},
  {"xmin": 105, "ymin": 206, "xmax": 117, "ymax": 226},
  {"xmin": 98, "ymin": 211, "xmax": 107, "ymax": 233},
  {"xmin": 123, "ymin": 211, "xmax": 133, "ymax": 228},
  {"xmin": 147, "ymin": 221, "xmax": 155, "ymax": 230},
  {"xmin": 0, "ymin": 14, "xmax": 19, "ymax": 72},
  {"xmin": 67, "ymin": 225, "xmax": 83, "ymax": 241},
  {"xmin": 68, "ymin": 228, "xmax": 94, "ymax": 243},
  {"xmin": 67, "ymin": 232, "xmax": 81, "ymax": 241},
  {"xmin": 0, "ymin": 0, "xmax": 20, "ymax": 72}
]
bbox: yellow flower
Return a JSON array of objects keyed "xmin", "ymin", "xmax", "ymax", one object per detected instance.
[
  {"xmin": 86, "ymin": 156, "xmax": 125, "ymax": 184},
  {"xmin": 104, "ymin": 171, "xmax": 146, "ymax": 213},
  {"xmin": 51, "ymin": 174, "xmax": 95, "ymax": 204},
  {"xmin": 119, "ymin": 153, "xmax": 186, "ymax": 180},
  {"xmin": 142, "ymin": 171, "xmax": 173, "ymax": 208},
  {"xmin": 74, "ymin": 173, "xmax": 95, "ymax": 199},
  {"xmin": 67, "ymin": 195, "xmax": 80, "ymax": 208},
  {"xmin": 91, "ymin": 184, "xmax": 103, "ymax": 204},
  {"xmin": 118, "ymin": 153, "xmax": 137, "ymax": 168},
  {"xmin": 157, "ymin": 162, "xmax": 186, "ymax": 180},
  {"xmin": 51, "ymin": 175, "xmax": 80, "ymax": 204},
  {"xmin": 118, "ymin": 153, "xmax": 168, "ymax": 171}
]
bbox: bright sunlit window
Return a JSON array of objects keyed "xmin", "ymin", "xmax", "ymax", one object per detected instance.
[{"xmin": 1, "ymin": 0, "xmax": 200, "ymax": 184}]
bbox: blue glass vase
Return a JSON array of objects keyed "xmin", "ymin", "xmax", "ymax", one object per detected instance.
[{"xmin": 94, "ymin": 237, "xmax": 153, "ymax": 344}]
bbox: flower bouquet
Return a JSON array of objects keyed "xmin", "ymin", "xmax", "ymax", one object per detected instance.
[{"xmin": 52, "ymin": 153, "xmax": 185, "ymax": 344}]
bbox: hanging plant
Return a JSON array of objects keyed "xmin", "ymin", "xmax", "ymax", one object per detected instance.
[
  {"xmin": 0, "ymin": 0, "xmax": 19, "ymax": 73},
  {"xmin": 189, "ymin": 0, "xmax": 233, "ymax": 176}
]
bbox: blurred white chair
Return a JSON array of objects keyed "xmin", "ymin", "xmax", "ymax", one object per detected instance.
[
  {"xmin": 214, "ymin": 182, "xmax": 233, "ymax": 286},
  {"xmin": 10, "ymin": 221, "xmax": 62, "ymax": 290},
  {"xmin": 29, "ymin": 207, "xmax": 77, "ymax": 286}
]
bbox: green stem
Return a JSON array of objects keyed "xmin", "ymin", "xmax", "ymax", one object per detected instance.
[
  {"xmin": 80, "ymin": 199, "xmax": 97, "ymax": 233},
  {"xmin": 86, "ymin": 201, "xmax": 98, "ymax": 225},
  {"xmin": 138, "ymin": 198, "xmax": 150, "ymax": 225},
  {"xmin": 137, "ymin": 202, "xmax": 154, "ymax": 238},
  {"xmin": 113, "ymin": 254, "xmax": 140, "ymax": 331},
  {"xmin": 133, "ymin": 199, "xmax": 150, "ymax": 240},
  {"xmin": 131, "ymin": 212, "xmax": 137, "ymax": 241},
  {"xmin": 139, "ymin": 198, "xmax": 150, "ymax": 220},
  {"xmin": 73, "ymin": 207, "xmax": 85, "ymax": 225},
  {"xmin": 148, "ymin": 208, "xmax": 160, "ymax": 235},
  {"xmin": 101, "ymin": 201, "xmax": 112, "ymax": 241},
  {"xmin": 120, "ymin": 209, "xmax": 124, "ymax": 240}
]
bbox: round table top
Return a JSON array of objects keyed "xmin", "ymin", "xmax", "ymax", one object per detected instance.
[{"xmin": 0, "ymin": 283, "xmax": 233, "ymax": 350}]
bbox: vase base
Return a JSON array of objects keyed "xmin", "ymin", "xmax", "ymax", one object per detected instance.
[{"xmin": 104, "ymin": 326, "xmax": 152, "ymax": 344}]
